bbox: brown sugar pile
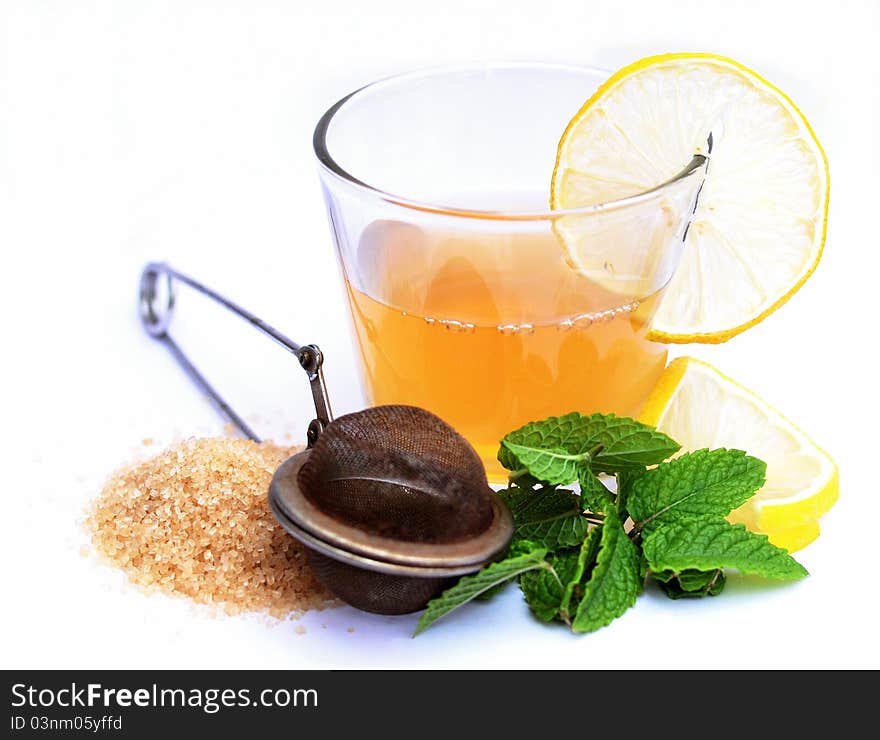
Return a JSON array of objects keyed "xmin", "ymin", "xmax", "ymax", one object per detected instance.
[{"xmin": 88, "ymin": 437, "xmax": 334, "ymax": 618}]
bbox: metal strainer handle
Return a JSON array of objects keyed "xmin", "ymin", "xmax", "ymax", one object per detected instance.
[{"xmin": 138, "ymin": 262, "xmax": 333, "ymax": 447}]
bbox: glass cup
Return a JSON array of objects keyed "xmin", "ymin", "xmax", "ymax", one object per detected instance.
[{"xmin": 313, "ymin": 63, "xmax": 705, "ymax": 481}]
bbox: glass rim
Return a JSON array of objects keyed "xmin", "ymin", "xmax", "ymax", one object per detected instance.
[{"xmin": 312, "ymin": 61, "xmax": 705, "ymax": 221}]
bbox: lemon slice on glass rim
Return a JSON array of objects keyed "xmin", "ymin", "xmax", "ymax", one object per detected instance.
[
  {"xmin": 551, "ymin": 52, "xmax": 829, "ymax": 343},
  {"xmin": 639, "ymin": 357, "xmax": 838, "ymax": 552}
]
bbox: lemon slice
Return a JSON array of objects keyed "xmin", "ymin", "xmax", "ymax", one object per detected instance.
[
  {"xmin": 639, "ymin": 357, "xmax": 838, "ymax": 551},
  {"xmin": 551, "ymin": 53, "xmax": 829, "ymax": 343}
]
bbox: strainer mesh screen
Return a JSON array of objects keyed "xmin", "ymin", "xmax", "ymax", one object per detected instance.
[{"xmin": 296, "ymin": 405, "xmax": 493, "ymax": 543}]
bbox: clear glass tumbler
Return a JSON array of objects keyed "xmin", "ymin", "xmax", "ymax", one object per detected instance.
[{"xmin": 313, "ymin": 63, "xmax": 705, "ymax": 481}]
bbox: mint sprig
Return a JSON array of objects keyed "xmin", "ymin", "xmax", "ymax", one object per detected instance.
[{"xmin": 414, "ymin": 411, "xmax": 809, "ymax": 637}]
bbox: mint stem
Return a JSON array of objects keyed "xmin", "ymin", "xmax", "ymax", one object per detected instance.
[{"xmin": 585, "ymin": 443, "xmax": 604, "ymax": 460}]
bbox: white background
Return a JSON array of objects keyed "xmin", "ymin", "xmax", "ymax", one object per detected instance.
[{"xmin": 3, "ymin": 0, "xmax": 878, "ymax": 669}]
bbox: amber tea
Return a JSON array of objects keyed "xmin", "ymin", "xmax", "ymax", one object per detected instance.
[{"xmin": 345, "ymin": 220, "xmax": 668, "ymax": 481}]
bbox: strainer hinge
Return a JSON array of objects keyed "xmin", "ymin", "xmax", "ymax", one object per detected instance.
[{"xmin": 297, "ymin": 344, "xmax": 333, "ymax": 447}]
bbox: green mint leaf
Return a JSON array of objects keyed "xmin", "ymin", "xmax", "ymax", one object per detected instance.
[
  {"xmin": 677, "ymin": 568, "xmax": 725, "ymax": 594},
  {"xmin": 508, "ymin": 539, "xmax": 544, "ymax": 557},
  {"xmin": 499, "ymin": 483, "xmax": 587, "ymax": 551},
  {"xmin": 414, "ymin": 549, "xmax": 549, "ymax": 636},
  {"xmin": 628, "ymin": 449, "xmax": 766, "ymax": 529},
  {"xmin": 652, "ymin": 568, "xmax": 726, "ymax": 599},
  {"xmin": 615, "ymin": 468, "xmax": 643, "ymax": 516},
  {"xmin": 643, "ymin": 518, "xmax": 808, "ymax": 581},
  {"xmin": 572, "ymin": 509, "xmax": 642, "ymax": 633},
  {"xmin": 499, "ymin": 412, "xmax": 680, "ymax": 484},
  {"xmin": 638, "ymin": 550, "xmax": 650, "ymax": 581},
  {"xmin": 497, "ymin": 444, "xmax": 524, "ymax": 475},
  {"xmin": 515, "ymin": 516, "xmax": 589, "ymax": 552},
  {"xmin": 496, "ymin": 484, "xmax": 520, "ymax": 511},
  {"xmin": 579, "ymin": 470, "xmax": 614, "ymax": 514},
  {"xmin": 560, "ymin": 526, "xmax": 602, "ymax": 619},
  {"xmin": 474, "ymin": 581, "xmax": 510, "ymax": 601},
  {"xmin": 520, "ymin": 549, "xmax": 579, "ymax": 622}
]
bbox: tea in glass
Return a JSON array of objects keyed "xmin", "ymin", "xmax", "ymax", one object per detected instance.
[{"xmin": 314, "ymin": 64, "xmax": 704, "ymax": 480}]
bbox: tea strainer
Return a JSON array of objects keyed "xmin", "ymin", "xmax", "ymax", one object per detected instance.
[{"xmin": 139, "ymin": 262, "xmax": 514, "ymax": 615}]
